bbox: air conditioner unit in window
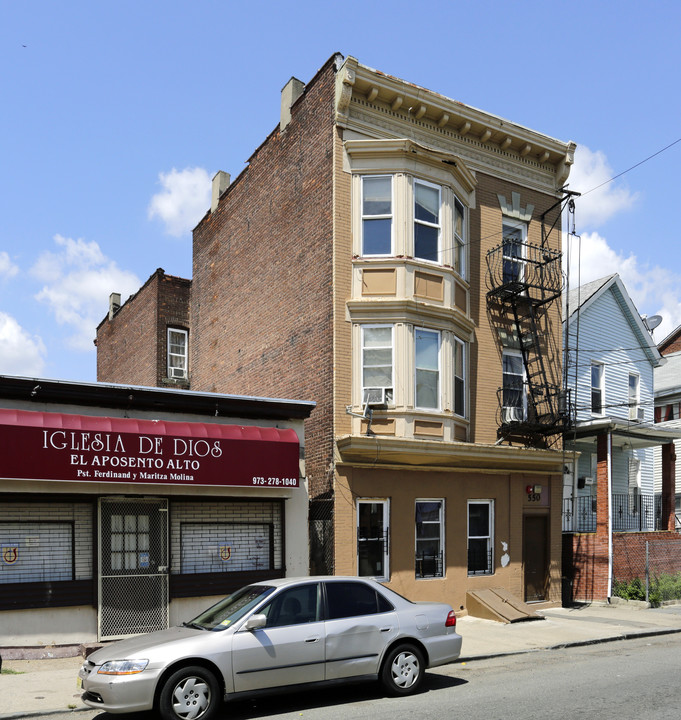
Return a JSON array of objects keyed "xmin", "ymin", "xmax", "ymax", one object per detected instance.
[
  {"xmin": 636, "ymin": 408, "xmax": 645, "ymax": 421},
  {"xmin": 363, "ymin": 387, "xmax": 388, "ymax": 407},
  {"xmin": 502, "ymin": 406, "xmax": 523, "ymax": 424},
  {"xmin": 169, "ymin": 367, "xmax": 187, "ymax": 379}
]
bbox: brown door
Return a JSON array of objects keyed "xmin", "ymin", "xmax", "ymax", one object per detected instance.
[{"xmin": 523, "ymin": 514, "xmax": 548, "ymax": 601}]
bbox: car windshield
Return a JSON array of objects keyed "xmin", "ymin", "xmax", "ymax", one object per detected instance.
[{"xmin": 188, "ymin": 585, "xmax": 275, "ymax": 631}]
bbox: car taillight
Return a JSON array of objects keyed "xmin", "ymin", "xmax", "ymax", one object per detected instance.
[{"xmin": 445, "ymin": 611, "xmax": 457, "ymax": 628}]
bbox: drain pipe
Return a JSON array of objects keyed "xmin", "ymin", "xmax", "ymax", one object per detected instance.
[{"xmin": 607, "ymin": 431, "xmax": 613, "ymax": 598}]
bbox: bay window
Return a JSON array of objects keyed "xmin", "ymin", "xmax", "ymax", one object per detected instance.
[
  {"xmin": 453, "ymin": 337, "xmax": 466, "ymax": 417},
  {"xmin": 415, "ymin": 328, "xmax": 440, "ymax": 410},
  {"xmin": 362, "ymin": 325, "xmax": 394, "ymax": 405},
  {"xmin": 361, "ymin": 175, "xmax": 392, "ymax": 256},
  {"xmin": 414, "ymin": 179, "xmax": 441, "ymax": 263},
  {"xmin": 453, "ymin": 197, "xmax": 466, "ymax": 278}
]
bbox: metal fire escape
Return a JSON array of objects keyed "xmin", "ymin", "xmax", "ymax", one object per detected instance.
[{"xmin": 485, "ymin": 193, "xmax": 578, "ymax": 446}]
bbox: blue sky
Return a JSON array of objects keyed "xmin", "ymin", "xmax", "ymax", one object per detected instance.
[{"xmin": 1, "ymin": 0, "xmax": 680, "ymax": 382}]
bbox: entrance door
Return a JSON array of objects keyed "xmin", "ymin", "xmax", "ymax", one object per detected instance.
[
  {"xmin": 98, "ymin": 497, "xmax": 169, "ymax": 640},
  {"xmin": 523, "ymin": 514, "xmax": 548, "ymax": 602}
]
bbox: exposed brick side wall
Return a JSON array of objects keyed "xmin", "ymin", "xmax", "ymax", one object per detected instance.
[
  {"xmin": 96, "ymin": 270, "xmax": 191, "ymax": 388},
  {"xmin": 191, "ymin": 60, "xmax": 337, "ymax": 500},
  {"xmin": 659, "ymin": 329, "xmax": 681, "ymax": 355}
]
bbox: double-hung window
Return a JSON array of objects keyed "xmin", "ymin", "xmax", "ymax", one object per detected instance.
[
  {"xmin": 453, "ymin": 337, "xmax": 466, "ymax": 417},
  {"xmin": 362, "ymin": 325, "xmax": 393, "ymax": 405},
  {"xmin": 415, "ymin": 500, "xmax": 444, "ymax": 579},
  {"xmin": 414, "ymin": 179, "xmax": 441, "ymax": 263},
  {"xmin": 591, "ymin": 362, "xmax": 605, "ymax": 415},
  {"xmin": 361, "ymin": 176, "xmax": 393, "ymax": 256},
  {"xmin": 167, "ymin": 328, "xmax": 188, "ymax": 379},
  {"xmin": 502, "ymin": 221, "xmax": 526, "ymax": 285},
  {"xmin": 415, "ymin": 328, "xmax": 440, "ymax": 410},
  {"xmin": 468, "ymin": 500, "xmax": 494, "ymax": 575},
  {"xmin": 628, "ymin": 373, "xmax": 640, "ymax": 421},
  {"xmin": 453, "ymin": 197, "xmax": 466, "ymax": 278},
  {"xmin": 502, "ymin": 350, "xmax": 525, "ymax": 423}
]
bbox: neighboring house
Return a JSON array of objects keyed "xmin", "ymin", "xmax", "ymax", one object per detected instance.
[
  {"xmin": 562, "ymin": 274, "xmax": 680, "ymax": 602},
  {"xmin": 97, "ymin": 54, "xmax": 577, "ymax": 613},
  {"xmin": 654, "ymin": 346, "xmax": 681, "ymax": 526}
]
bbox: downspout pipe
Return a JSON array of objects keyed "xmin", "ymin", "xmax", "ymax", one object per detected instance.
[{"xmin": 607, "ymin": 431, "xmax": 613, "ymax": 598}]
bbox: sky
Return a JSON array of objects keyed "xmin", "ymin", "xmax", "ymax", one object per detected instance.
[{"xmin": 1, "ymin": 0, "xmax": 680, "ymax": 382}]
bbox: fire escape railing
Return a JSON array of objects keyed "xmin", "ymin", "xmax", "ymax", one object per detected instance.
[{"xmin": 486, "ymin": 240, "xmax": 568, "ymax": 444}]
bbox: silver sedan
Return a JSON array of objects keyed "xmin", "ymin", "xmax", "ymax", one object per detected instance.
[{"xmin": 79, "ymin": 576, "xmax": 462, "ymax": 720}]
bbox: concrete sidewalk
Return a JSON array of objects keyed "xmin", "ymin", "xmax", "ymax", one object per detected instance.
[{"xmin": 2, "ymin": 601, "xmax": 681, "ymax": 719}]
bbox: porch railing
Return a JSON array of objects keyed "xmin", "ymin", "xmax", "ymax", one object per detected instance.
[{"xmin": 562, "ymin": 493, "xmax": 665, "ymax": 533}]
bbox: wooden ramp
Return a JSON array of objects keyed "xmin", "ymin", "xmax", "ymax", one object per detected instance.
[{"xmin": 466, "ymin": 588, "xmax": 545, "ymax": 623}]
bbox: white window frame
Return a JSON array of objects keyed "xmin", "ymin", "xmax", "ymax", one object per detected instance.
[
  {"xmin": 453, "ymin": 337, "xmax": 466, "ymax": 418},
  {"xmin": 415, "ymin": 499, "xmax": 444, "ymax": 579},
  {"xmin": 357, "ymin": 499, "xmax": 390, "ymax": 581},
  {"xmin": 361, "ymin": 175, "xmax": 393, "ymax": 257},
  {"xmin": 413, "ymin": 178, "xmax": 442, "ymax": 264},
  {"xmin": 502, "ymin": 350, "xmax": 526, "ymax": 423},
  {"xmin": 167, "ymin": 328, "xmax": 188, "ymax": 380},
  {"xmin": 361, "ymin": 325, "xmax": 394, "ymax": 406},
  {"xmin": 591, "ymin": 361, "xmax": 605, "ymax": 416},
  {"xmin": 467, "ymin": 500, "xmax": 494, "ymax": 576},
  {"xmin": 628, "ymin": 373, "xmax": 640, "ymax": 421},
  {"xmin": 502, "ymin": 220, "xmax": 527, "ymax": 285},
  {"xmin": 415, "ymin": 327, "xmax": 441, "ymax": 410},
  {"xmin": 453, "ymin": 196, "xmax": 466, "ymax": 280}
]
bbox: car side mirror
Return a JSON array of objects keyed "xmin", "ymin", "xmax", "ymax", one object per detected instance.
[{"xmin": 244, "ymin": 614, "xmax": 267, "ymax": 631}]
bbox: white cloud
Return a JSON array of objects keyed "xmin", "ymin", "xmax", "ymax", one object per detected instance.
[
  {"xmin": 0, "ymin": 251, "xmax": 19, "ymax": 279},
  {"xmin": 31, "ymin": 235, "xmax": 141, "ymax": 352},
  {"xmin": 0, "ymin": 311, "xmax": 46, "ymax": 376},
  {"xmin": 569, "ymin": 145, "xmax": 638, "ymax": 228},
  {"xmin": 566, "ymin": 231, "xmax": 681, "ymax": 341},
  {"xmin": 148, "ymin": 167, "xmax": 212, "ymax": 237}
]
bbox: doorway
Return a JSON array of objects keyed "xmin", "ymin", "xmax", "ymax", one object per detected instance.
[
  {"xmin": 523, "ymin": 514, "xmax": 548, "ymax": 602},
  {"xmin": 98, "ymin": 497, "xmax": 169, "ymax": 640}
]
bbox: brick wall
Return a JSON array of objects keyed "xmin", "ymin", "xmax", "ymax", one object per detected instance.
[
  {"xmin": 96, "ymin": 269, "xmax": 191, "ymax": 388},
  {"xmin": 191, "ymin": 59, "xmax": 337, "ymax": 499}
]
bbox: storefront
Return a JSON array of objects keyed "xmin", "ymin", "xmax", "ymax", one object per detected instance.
[{"xmin": 0, "ymin": 376, "xmax": 313, "ymax": 647}]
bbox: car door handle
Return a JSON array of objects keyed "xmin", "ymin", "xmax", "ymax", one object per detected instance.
[
  {"xmin": 305, "ymin": 636, "xmax": 321, "ymax": 643},
  {"xmin": 380, "ymin": 627, "xmax": 393, "ymax": 632}
]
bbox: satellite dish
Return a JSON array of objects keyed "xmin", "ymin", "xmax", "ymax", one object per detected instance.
[{"xmin": 642, "ymin": 315, "xmax": 663, "ymax": 332}]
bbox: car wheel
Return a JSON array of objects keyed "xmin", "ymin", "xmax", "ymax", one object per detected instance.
[
  {"xmin": 380, "ymin": 644, "xmax": 425, "ymax": 696},
  {"xmin": 158, "ymin": 665, "xmax": 221, "ymax": 720}
]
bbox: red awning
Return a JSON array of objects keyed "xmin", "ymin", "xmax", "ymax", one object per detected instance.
[{"xmin": 0, "ymin": 408, "xmax": 300, "ymax": 488}]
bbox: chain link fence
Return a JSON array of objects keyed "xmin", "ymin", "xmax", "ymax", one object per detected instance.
[{"xmin": 613, "ymin": 537, "xmax": 681, "ymax": 605}]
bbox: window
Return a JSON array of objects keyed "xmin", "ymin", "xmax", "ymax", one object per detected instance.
[
  {"xmin": 362, "ymin": 325, "xmax": 394, "ymax": 405},
  {"xmin": 325, "ymin": 581, "xmax": 393, "ymax": 619},
  {"xmin": 468, "ymin": 500, "xmax": 494, "ymax": 575},
  {"xmin": 502, "ymin": 351, "xmax": 525, "ymax": 423},
  {"xmin": 453, "ymin": 197, "xmax": 466, "ymax": 278},
  {"xmin": 415, "ymin": 328, "xmax": 440, "ymax": 409},
  {"xmin": 453, "ymin": 337, "xmax": 466, "ymax": 417},
  {"xmin": 414, "ymin": 179, "xmax": 441, "ymax": 263},
  {"xmin": 628, "ymin": 373, "xmax": 640, "ymax": 421},
  {"xmin": 591, "ymin": 362, "xmax": 604, "ymax": 415},
  {"xmin": 260, "ymin": 583, "xmax": 321, "ymax": 627},
  {"xmin": 362, "ymin": 175, "xmax": 392, "ymax": 256},
  {"xmin": 357, "ymin": 500, "xmax": 389, "ymax": 581},
  {"xmin": 502, "ymin": 221, "xmax": 526, "ymax": 285},
  {"xmin": 167, "ymin": 328, "xmax": 188, "ymax": 380},
  {"xmin": 415, "ymin": 500, "xmax": 444, "ymax": 579}
]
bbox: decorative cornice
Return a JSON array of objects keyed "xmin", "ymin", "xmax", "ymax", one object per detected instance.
[{"xmin": 335, "ymin": 57, "xmax": 576, "ymax": 195}]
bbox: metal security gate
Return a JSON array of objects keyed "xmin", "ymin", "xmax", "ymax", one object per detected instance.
[{"xmin": 98, "ymin": 497, "xmax": 169, "ymax": 640}]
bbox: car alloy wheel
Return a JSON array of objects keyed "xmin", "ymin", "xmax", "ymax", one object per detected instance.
[
  {"xmin": 159, "ymin": 665, "xmax": 220, "ymax": 720},
  {"xmin": 381, "ymin": 644, "xmax": 425, "ymax": 696}
]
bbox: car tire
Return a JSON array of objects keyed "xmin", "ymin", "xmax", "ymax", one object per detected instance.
[
  {"xmin": 380, "ymin": 643, "xmax": 425, "ymax": 696},
  {"xmin": 158, "ymin": 665, "xmax": 221, "ymax": 720}
]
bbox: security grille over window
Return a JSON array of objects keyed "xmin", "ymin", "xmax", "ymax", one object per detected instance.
[{"xmin": 98, "ymin": 497, "xmax": 169, "ymax": 641}]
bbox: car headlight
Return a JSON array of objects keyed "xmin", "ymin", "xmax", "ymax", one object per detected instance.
[{"xmin": 97, "ymin": 659, "xmax": 149, "ymax": 675}]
